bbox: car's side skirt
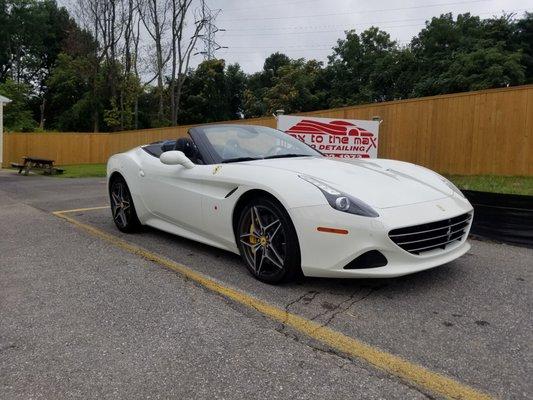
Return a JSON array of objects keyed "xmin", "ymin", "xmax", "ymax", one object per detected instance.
[{"xmin": 144, "ymin": 217, "xmax": 240, "ymax": 255}]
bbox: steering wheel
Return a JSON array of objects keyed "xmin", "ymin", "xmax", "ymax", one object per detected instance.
[{"xmin": 265, "ymin": 145, "xmax": 287, "ymax": 158}]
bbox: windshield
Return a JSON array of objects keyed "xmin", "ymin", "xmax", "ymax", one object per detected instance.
[{"xmin": 197, "ymin": 125, "xmax": 322, "ymax": 163}]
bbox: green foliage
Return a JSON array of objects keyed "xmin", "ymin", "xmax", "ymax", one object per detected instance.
[
  {"xmin": 516, "ymin": 13, "xmax": 533, "ymax": 83},
  {"xmin": 411, "ymin": 13, "xmax": 526, "ymax": 95},
  {"xmin": 225, "ymin": 63, "xmax": 247, "ymax": 118},
  {"xmin": 46, "ymin": 53, "xmax": 93, "ymax": 131},
  {"xmin": 179, "ymin": 59, "xmax": 247, "ymax": 124},
  {"xmin": 440, "ymin": 46, "xmax": 524, "ymax": 91},
  {"xmin": 0, "ymin": 79, "xmax": 36, "ymax": 131},
  {"xmin": 263, "ymin": 59, "xmax": 327, "ymax": 114},
  {"xmin": 327, "ymin": 27, "xmax": 400, "ymax": 105}
]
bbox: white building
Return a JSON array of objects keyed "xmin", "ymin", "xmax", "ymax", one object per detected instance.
[{"xmin": 0, "ymin": 94, "xmax": 12, "ymax": 167}]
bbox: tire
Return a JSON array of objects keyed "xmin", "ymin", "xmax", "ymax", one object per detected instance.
[
  {"xmin": 236, "ymin": 196, "xmax": 302, "ymax": 283},
  {"xmin": 109, "ymin": 176, "xmax": 141, "ymax": 233}
]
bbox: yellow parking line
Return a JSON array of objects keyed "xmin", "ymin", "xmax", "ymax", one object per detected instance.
[
  {"xmin": 53, "ymin": 207, "xmax": 493, "ymax": 400},
  {"xmin": 53, "ymin": 205, "xmax": 110, "ymax": 214}
]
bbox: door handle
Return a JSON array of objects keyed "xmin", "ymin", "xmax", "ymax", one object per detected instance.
[{"xmin": 139, "ymin": 169, "xmax": 145, "ymax": 177}]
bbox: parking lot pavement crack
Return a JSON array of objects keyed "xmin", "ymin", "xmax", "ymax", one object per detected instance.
[
  {"xmin": 309, "ymin": 285, "xmax": 383, "ymax": 330},
  {"xmin": 274, "ymin": 286, "xmax": 384, "ymax": 356},
  {"xmin": 284, "ymin": 290, "xmax": 320, "ymax": 312},
  {"xmin": 277, "ymin": 290, "xmax": 320, "ymax": 336},
  {"xmin": 277, "ymin": 326, "xmax": 436, "ymax": 400}
]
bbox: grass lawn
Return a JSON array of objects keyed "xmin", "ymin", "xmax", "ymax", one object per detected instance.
[
  {"xmin": 447, "ymin": 175, "xmax": 533, "ymax": 196},
  {"xmin": 54, "ymin": 163, "xmax": 107, "ymax": 178}
]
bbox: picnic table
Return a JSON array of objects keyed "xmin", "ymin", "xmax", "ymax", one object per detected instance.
[{"xmin": 11, "ymin": 156, "xmax": 64, "ymax": 176}]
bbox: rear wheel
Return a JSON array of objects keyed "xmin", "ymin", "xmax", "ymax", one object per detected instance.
[
  {"xmin": 109, "ymin": 176, "xmax": 141, "ymax": 233},
  {"xmin": 236, "ymin": 197, "xmax": 301, "ymax": 283}
]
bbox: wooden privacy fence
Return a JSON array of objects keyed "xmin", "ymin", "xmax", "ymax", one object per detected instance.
[{"xmin": 2, "ymin": 85, "xmax": 532, "ymax": 176}]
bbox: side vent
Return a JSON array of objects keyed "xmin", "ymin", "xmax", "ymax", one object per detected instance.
[{"xmin": 225, "ymin": 187, "xmax": 239, "ymax": 198}]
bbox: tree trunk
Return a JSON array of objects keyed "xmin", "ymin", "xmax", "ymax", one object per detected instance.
[{"xmin": 39, "ymin": 98, "xmax": 46, "ymax": 129}]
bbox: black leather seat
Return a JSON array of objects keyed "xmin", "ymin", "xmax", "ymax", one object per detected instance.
[{"xmin": 175, "ymin": 138, "xmax": 201, "ymax": 163}]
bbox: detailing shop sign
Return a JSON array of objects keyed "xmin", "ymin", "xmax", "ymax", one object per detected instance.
[{"xmin": 277, "ymin": 115, "xmax": 380, "ymax": 159}]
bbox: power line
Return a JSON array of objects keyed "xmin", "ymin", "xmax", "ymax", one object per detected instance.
[
  {"xmin": 220, "ymin": 0, "xmax": 324, "ymax": 13},
  {"xmin": 218, "ymin": 0, "xmax": 491, "ymax": 22},
  {"xmin": 222, "ymin": 8, "xmax": 530, "ymax": 33},
  {"xmin": 229, "ymin": 44, "xmax": 333, "ymax": 49},
  {"xmin": 218, "ymin": 8, "xmax": 530, "ymax": 37},
  {"xmin": 219, "ymin": 48, "xmax": 332, "ymax": 55}
]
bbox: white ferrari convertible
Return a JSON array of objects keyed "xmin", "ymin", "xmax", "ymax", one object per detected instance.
[{"xmin": 107, "ymin": 124, "xmax": 473, "ymax": 283}]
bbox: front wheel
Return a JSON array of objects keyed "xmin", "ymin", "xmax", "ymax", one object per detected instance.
[
  {"xmin": 109, "ymin": 176, "xmax": 141, "ymax": 233},
  {"xmin": 236, "ymin": 197, "xmax": 302, "ymax": 283}
]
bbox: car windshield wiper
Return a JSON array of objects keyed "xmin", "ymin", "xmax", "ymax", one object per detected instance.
[
  {"xmin": 222, "ymin": 154, "xmax": 310, "ymax": 163},
  {"xmin": 221, "ymin": 156, "xmax": 261, "ymax": 163},
  {"xmin": 263, "ymin": 154, "xmax": 310, "ymax": 160}
]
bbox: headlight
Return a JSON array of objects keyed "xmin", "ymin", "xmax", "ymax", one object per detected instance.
[{"xmin": 299, "ymin": 175, "xmax": 379, "ymax": 217}]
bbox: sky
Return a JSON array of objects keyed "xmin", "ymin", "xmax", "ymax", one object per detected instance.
[
  {"xmin": 60, "ymin": 0, "xmax": 533, "ymax": 74},
  {"xmin": 209, "ymin": 0, "xmax": 533, "ymax": 72}
]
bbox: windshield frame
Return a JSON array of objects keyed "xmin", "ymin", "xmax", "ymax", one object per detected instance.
[{"xmin": 189, "ymin": 124, "xmax": 322, "ymax": 164}]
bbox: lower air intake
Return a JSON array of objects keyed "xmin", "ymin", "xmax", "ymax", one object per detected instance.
[{"xmin": 344, "ymin": 250, "xmax": 388, "ymax": 269}]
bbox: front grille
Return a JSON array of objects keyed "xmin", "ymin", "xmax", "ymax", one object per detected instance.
[{"xmin": 389, "ymin": 213, "xmax": 472, "ymax": 255}]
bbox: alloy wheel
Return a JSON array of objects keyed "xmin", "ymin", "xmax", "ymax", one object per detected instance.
[
  {"xmin": 110, "ymin": 181, "xmax": 131, "ymax": 229},
  {"xmin": 239, "ymin": 205, "xmax": 287, "ymax": 278}
]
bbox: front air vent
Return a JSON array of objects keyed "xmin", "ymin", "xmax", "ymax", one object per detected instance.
[{"xmin": 388, "ymin": 213, "xmax": 472, "ymax": 255}]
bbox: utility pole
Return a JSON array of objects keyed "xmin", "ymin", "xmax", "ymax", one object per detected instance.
[{"xmin": 196, "ymin": 1, "xmax": 227, "ymax": 60}]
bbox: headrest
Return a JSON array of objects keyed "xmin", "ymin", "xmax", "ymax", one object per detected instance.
[{"xmin": 175, "ymin": 138, "xmax": 198, "ymax": 159}]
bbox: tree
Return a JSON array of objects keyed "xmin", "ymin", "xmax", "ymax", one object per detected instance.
[
  {"xmin": 46, "ymin": 53, "xmax": 91, "ymax": 130},
  {"xmin": 0, "ymin": 79, "xmax": 36, "ymax": 131},
  {"xmin": 123, "ymin": 0, "xmax": 142, "ymax": 128},
  {"xmin": 168, "ymin": 0, "xmax": 205, "ymax": 125},
  {"xmin": 439, "ymin": 46, "xmax": 524, "ymax": 91},
  {"xmin": 241, "ymin": 52, "xmax": 291, "ymax": 118},
  {"xmin": 0, "ymin": 0, "xmax": 78, "ymax": 128},
  {"xmin": 410, "ymin": 13, "xmax": 525, "ymax": 95},
  {"xmin": 138, "ymin": 0, "xmax": 171, "ymax": 126},
  {"xmin": 327, "ymin": 27, "xmax": 400, "ymax": 105},
  {"xmin": 263, "ymin": 59, "xmax": 326, "ymax": 114},
  {"xmin": 224, "ymin": 63, "xmax": 246, "ymax": 119},
  {"xmin": 2, "ymin": 6, "xmax": 533, "ymax": 131},
  {"xmin": 516, "ymin": 12, "xmax": 533, "ymax": 83},
  {"xmin": 262, "ymin": 52, "xmax": 290, "ymax": 86}
]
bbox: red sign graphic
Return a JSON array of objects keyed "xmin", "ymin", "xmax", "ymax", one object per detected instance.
[{"xmin": 279, "ymin": 117, "xmax": 379, "ymax": 159}]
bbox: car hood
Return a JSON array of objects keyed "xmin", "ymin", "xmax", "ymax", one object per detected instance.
[{"xmin": 245, "ymin": 157, "xmax": 454, "ymax": 209}]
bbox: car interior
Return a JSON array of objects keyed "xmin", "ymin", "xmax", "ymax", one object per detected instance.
[{"xmin": 142, "ymin": 137, "xmax": 204, "ymax": 164}]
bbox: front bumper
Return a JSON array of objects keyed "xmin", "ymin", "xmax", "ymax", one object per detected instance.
[{"xmin": 288, "ymin": 195, "xmax": 473, "ymax": 278}]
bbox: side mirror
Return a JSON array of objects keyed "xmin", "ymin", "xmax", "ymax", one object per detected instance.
[{"xmin": 160, "ymin": 150, "xmax": 195, "ymax": 169}]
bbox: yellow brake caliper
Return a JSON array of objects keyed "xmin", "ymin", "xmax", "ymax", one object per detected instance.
[{"xmin": 250, "ymin": 218, "xmax": 257, "ymax": 245}]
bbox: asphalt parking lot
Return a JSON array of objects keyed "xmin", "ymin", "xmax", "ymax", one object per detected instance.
[{"xmin": 1, "ymin": 170, "xmax": 531, "ymax": 399}]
